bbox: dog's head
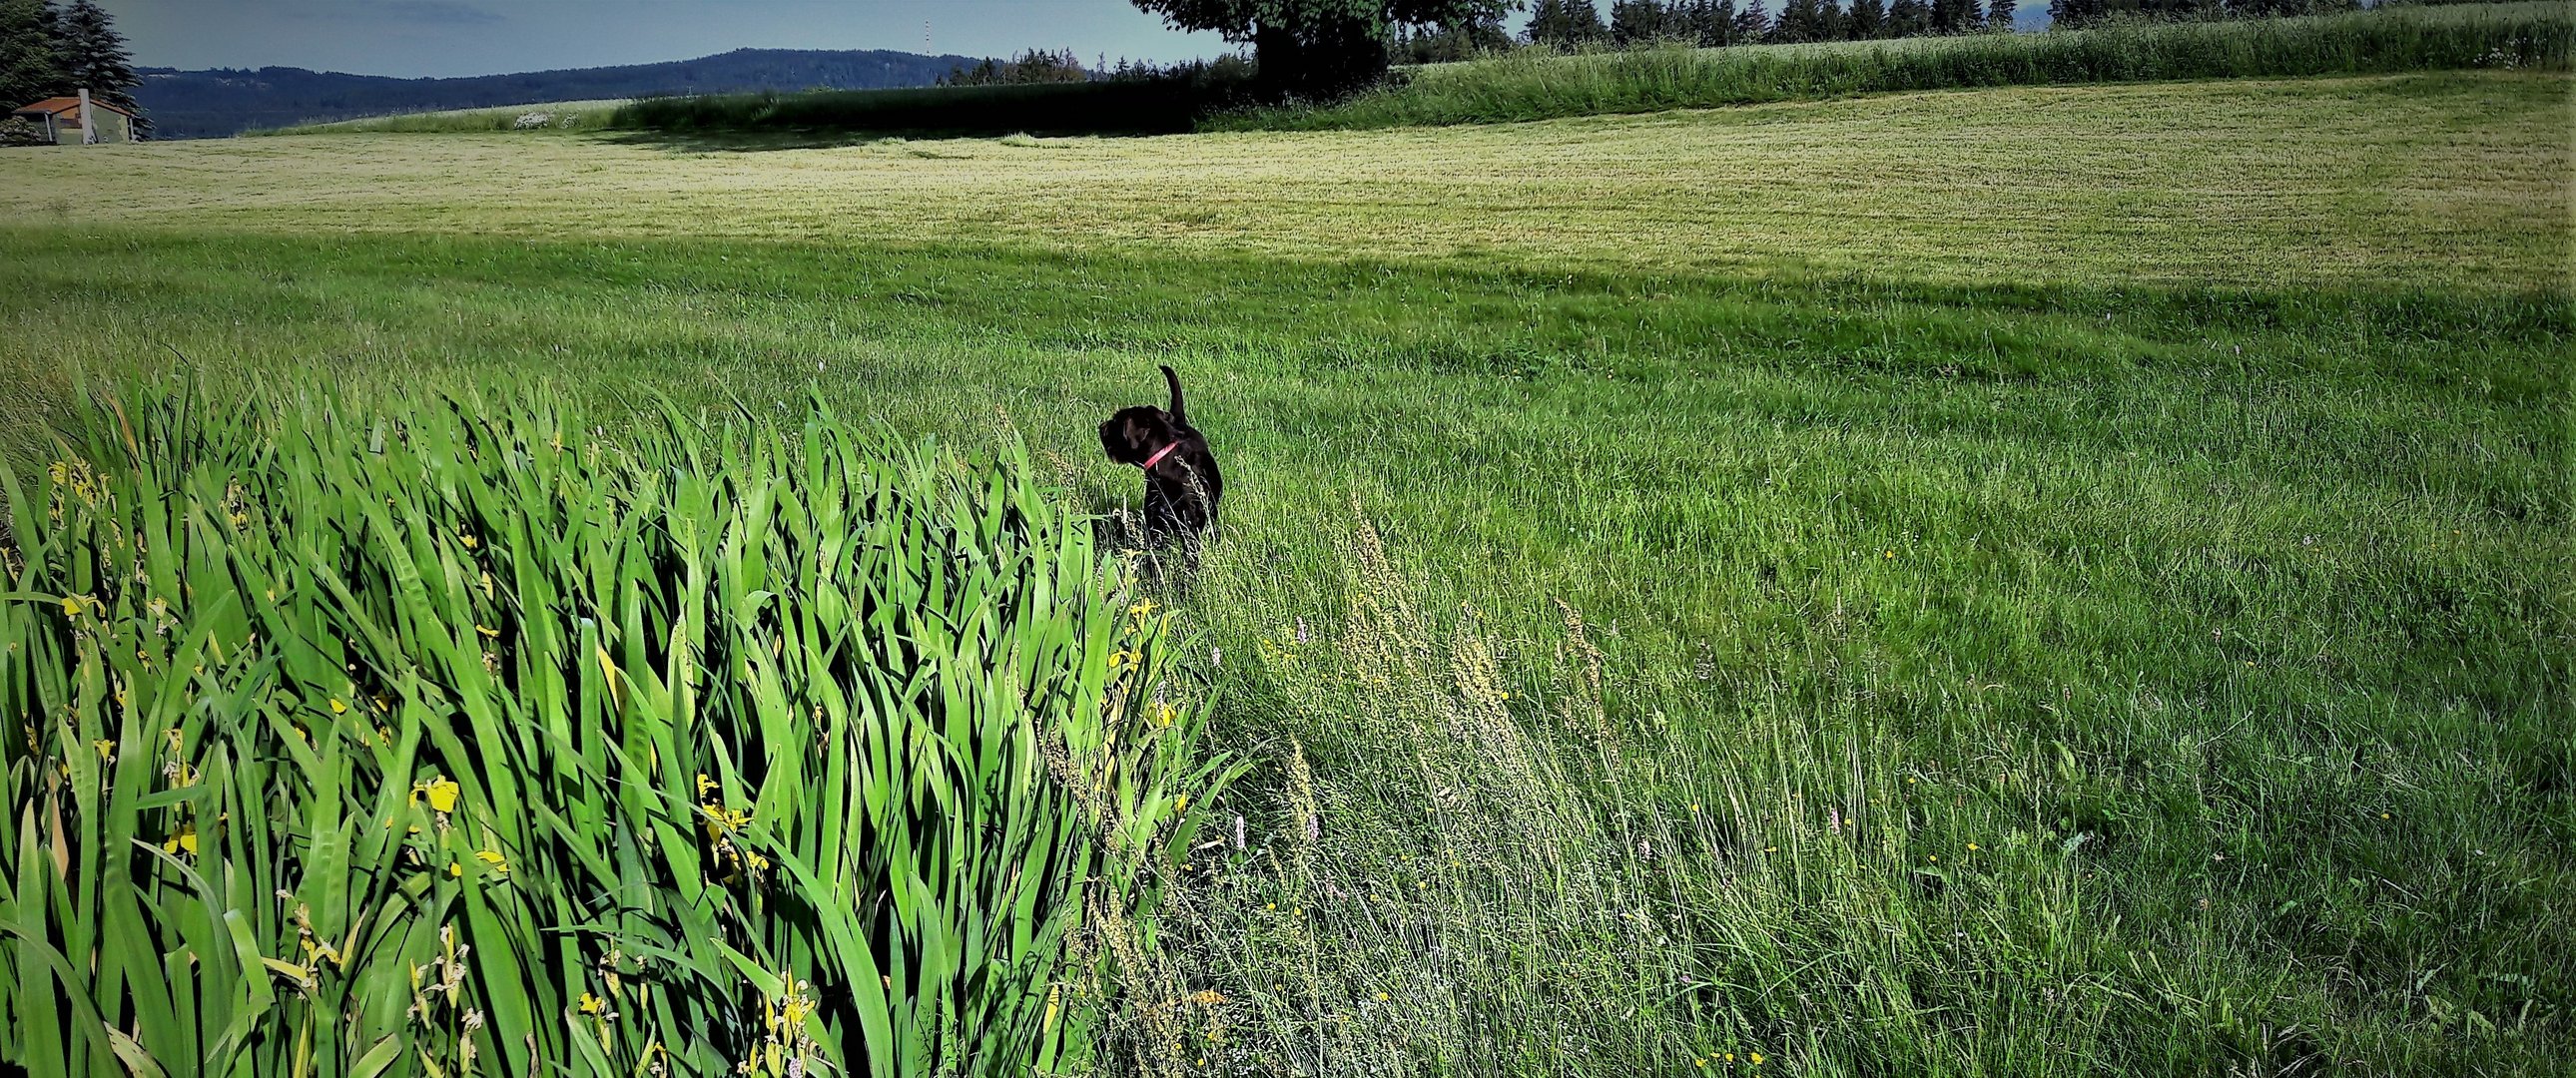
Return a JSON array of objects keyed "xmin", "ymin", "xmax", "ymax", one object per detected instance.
[{"xmin": 1099, "ymin": 405, "xmax": 1180, "ymax": 466}]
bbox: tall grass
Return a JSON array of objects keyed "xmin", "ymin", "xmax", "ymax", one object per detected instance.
[
  {"xmin": 257, "ymin": 102, "xmax": 629, "ymax": 136},
  {"xmin": 0, "ymin": 375, "xmax": 1236, "ymax": 1076},
  {"xmin": 1231, "ymin": 2, "xmax": 2573, "ymax": 129}
]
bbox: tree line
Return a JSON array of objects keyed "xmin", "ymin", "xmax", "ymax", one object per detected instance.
[{"xmin": 0, "ymin": 0, "xmax": 143, "ymax": 139}]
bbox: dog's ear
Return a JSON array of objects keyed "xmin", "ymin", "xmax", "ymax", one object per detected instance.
[{"xmin": 1099, "ymin": 408, "xmax": 1162, "ymax": 464}]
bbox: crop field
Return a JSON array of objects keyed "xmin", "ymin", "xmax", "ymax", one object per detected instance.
[{"xmin": 0, "ymin": 60, "xmax": 2570, "ymax": 1078}]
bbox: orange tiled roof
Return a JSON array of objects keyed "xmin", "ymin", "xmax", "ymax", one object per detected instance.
[{"xmin": 11, "ymin": 96, "xmax": 137, "ymax": 119}]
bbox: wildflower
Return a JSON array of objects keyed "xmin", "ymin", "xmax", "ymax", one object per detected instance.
[
  {"xmin": 1690, "ymin": 804, "xmax": 1700, "ymax": 812},
  {"xmin": 59, "ymin": 596, "xmax": 79, "ymax": 617},
  {"xmin": 163, "ymin": 819, "xmax": 199, "ymax": 856},
  {"xmin": 1129, "ymin": 599, "xmax": 1157, "ymax": 617},
  {"xmin": 1725, "ymin": 1053, "xmax": 1735, "ymax": 1062},
  {"xmin": 579, "ymin": 991, "xmax": 606, "ymax": 1014},
  {"xmin": 422, "ymin": 778, "xmax": 461, "ymax": 813},
  {"xmin": 1884, "ymin": 550, "xmax": 1894, "ymax": 559},
  {"xmin": 1374, "ymin": 991, "xmax": 1389, "ymax": 1002},
  {"xmin": 329, "ymin": 698, "xmax": 348, "ymax": 715},
  {"xmin": 1175, "ymin": 795, "xmax": 1188, "ymax": 812},
  {"xmin": 1751, "ymin": 1053, "xmax": 1763, "ymax": 1065},
  {"xmin": 461, "ymin": 534, "xmax": 479, "ymax": 549},
  {"xmin": 1265, "ymin": 902, "xmax": 1275, "ymax": 910},
  {"xmin": 1967, "ymin": 843, "xmax": 1979, "ymax": 851},
  {"xmin": 93, "ymin": 739, "xmax": 115, "ymax": 761},
  {"xmin": 475, "ymin": 625, "xmax": 500, "ymax": 639},
  {"xmin": 475, "ymin": 849, "xmax": 509, "ymax": 874},
  {"xmin": 697, "ymin": 773, "xmax": 719, "ymax": 799},
  {"xmin": 1695, "ymin": 1060, "xmax": 1706, "ymax": 1069},
  {"xmin": 2379, "ymin": 812, "xmax": 2389, "ymax": 820}
]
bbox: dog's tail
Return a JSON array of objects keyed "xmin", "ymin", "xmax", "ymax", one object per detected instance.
[{"xmin": 1160, "ymin": 364, "xmax": 1187, "ymax": 425}]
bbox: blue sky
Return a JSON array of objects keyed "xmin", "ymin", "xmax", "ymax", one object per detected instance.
[{"xmin": 100, "ymin": 1, "xmax": 1240, "ymax": 78}]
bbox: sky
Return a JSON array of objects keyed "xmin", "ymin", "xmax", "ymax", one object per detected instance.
[{"xmin": 97, "ymin": 1, "xmax": 1241, "ymax": 79}]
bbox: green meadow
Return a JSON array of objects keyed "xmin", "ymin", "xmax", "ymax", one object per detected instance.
[{"xmin": 0, "ymin": 60, "xmax": 2569, "ymax": 1078}]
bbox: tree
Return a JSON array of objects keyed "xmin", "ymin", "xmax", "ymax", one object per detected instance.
[
  {"xmin": 0, "ymin": 0, "xmax": 63, "ymax": 110},
  {"xmin": 1929, "ymin": 0, "xmax": 1982, "ymax": 32},
  {"xmin": 2045, "ymin": 0, "xmax": 2103, "ymax": 25},
  {"xmin": 1526, "ymin": 0, "xmax": 1609, "ymax": 46},
  {"xmin": 1887, "ymin": 0, "xmax": 1929, "ymax": 34},
  {"xmin": 1610, "ymin": 0, "xmax": 1672, "ymax": 45},
  {"xmin": 1731, "ymin": 0, "xmax": 1771, "ymax": 39},
  {"xmin": 1770, "ymin": 0, "xmax": 1823, "ymax": 41},
  {"xmin": 1846, "ymin": 0, "xmax": 1887, "ymax": 38},
  {"xmin": 1130, "ymin": 0, "xmax": 1516, "ymax": 100},
  {"xmin": 1985, "ymin": 0, "xmax": 2016, "ymax": 30},
  {"xmin": 1701, "ymin": 0, "xmax": 1737, "ymax": 44}
]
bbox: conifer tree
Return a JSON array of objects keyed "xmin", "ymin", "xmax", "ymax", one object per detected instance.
[
  {"xmin": 0, "ymin": 0, "xmax": 63, "ymax": 110},
  {"xmin": 1610, "ymin": 0, "xmax": 1670, "ymax": 45},
  {"xmin": 1732, "ymin": 0, "xmax": 1772, "ymax": 40},
  {"xmin": 1929, "ymin": 0, "xmax": 1982, "ymax": 32},
  {"xmin": 1846, "ymin": 0, "xmax": 1887, "ymax": 38},
  {"xmin": 1888, "ymin": 0, "xmax": 1929, "ymax": 35},
  {"xmin": 1985, "ymin": 0, "xmax": 2016, "ymax": 30},
  {"xmin": 1527, "ymin": 0, "xmax": 1610, "ymax": 46}
]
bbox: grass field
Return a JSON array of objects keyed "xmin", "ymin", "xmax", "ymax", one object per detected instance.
[
  {"xmin": 1, "ymin": 63, "xmax": 2570, "ymax": 1076},
  {"xmin": 259, "ymin": 99, "xmax": 630, "ymax": 135}
]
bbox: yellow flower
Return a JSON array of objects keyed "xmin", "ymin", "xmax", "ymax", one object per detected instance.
[
  {"xmin": 328, "ymin": 698, "xmax": 347, "ymax": 715},
  {"xmin": 93, "ymin": 739, "xmax": 115, "ymax": 760},
  {"xmin": 1751, "ymin": 1052, "xmax": 1764, "ymax": 1065},
  {"xmin": 475, "ymin": 625, "xmax": 500, "ymax": 639},
  {"xmin": 1690, "ymin": 804, "xmax": 1700, "ymax": 812},
  {"xmin": 423, "ymin": 778, "xmax": 460, "ymax": 813},
  {"xmin": 1129, "ymin": 600, "xmax": 1158, "ymax": 617},
  {"xmin": 579, "ymin": 991, "xmax": 606, "ymax": 1015},
  {"xmin": 696, "ymin": 773, "xmax": 719, "ymax": 799},
  {"xmin": 1724, "ymin": 1053, "xmax": 1735, "ymax": 1062},
  {"xmin": 59, "ymin": 596, "xmax": 80, "ymax": 617},
  {"xmin": 1967, "ymin": 843, "xmax": 1980, "ymax": 851},
  {"xmin": 1374, "ymin": 991, "xmax": 1389, "ymax": 1002},
  {"xmin": 163, "ymin": 819, "xmax": 199, "ymax": 856},
  {"xmin": 1883, "ymin": 550, "xmax": 1895, "ymax": 559},
  {"xmin": 475, "ymin": 849, "xmax": 509, "ymax": 874},
  {"xmin": 1175, "ymin": 794, "xmax": 1188, "ymax": 813},
  {"xmin": 461, "ymin": 534, "xmax": 479, "ymax": 549},
  {"xmin": 1187, "ymin": 989, "xmax": 1226, "ymax": 1005}
]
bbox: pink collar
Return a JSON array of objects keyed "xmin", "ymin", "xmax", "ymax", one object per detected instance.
[{"xmin": 1139, "ymin": 441, "xmax": 1180, "ymax": 471}]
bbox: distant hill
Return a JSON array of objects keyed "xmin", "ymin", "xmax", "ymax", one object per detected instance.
[{"xmin": 135, "ymin": 48, "xmax": 986, "ymax": 140}]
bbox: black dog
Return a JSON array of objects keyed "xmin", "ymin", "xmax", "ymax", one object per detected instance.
[{"xmin": 1099, "ymin": 364, "xmax": 1222, "ymax": 544}]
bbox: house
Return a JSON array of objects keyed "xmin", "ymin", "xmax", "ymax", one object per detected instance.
[{"xmin": 10, "ymin": 92, "xmax": 137, "ymax": 145}]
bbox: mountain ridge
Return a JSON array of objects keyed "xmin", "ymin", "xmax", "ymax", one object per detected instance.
[{"xmin": 136, "ymin": 47, "xmax": 989, "ymax": 139}]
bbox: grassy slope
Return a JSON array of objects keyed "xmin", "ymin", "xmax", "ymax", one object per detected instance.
[
  {"xmin": 258, "ymin": 100, "xmax": 630, "ymax": 135},
  {"xmin": 1, "ymin": 71, "xmax": 2569, "ymax": 1075},
  {"xmin": 4, "ymin": 73, "xmax": 2565, "ymax": 288}
]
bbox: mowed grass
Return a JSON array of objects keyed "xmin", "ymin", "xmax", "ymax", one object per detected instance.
[
  {"xmin": 1, "ymin": 70, "xmax": 2570, "ymax": 1075},
  {"xmin": 3, "ymin": 72, "xmax": 2566, "ymax": 289}
]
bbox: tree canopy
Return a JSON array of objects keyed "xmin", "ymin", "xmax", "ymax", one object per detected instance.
[{"xmin": 1129, "ymin": 0, "xmax": 1517, "ymax": 99}]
